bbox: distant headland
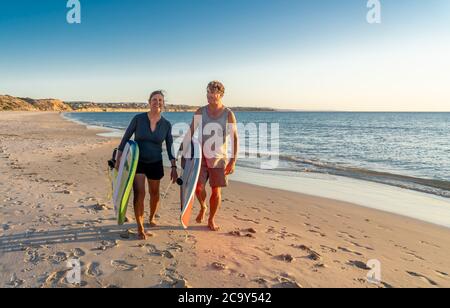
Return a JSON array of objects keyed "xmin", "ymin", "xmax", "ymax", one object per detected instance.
[{"xmin": 0, "ymin": 95, "xmax": 275, "ymax": 112}]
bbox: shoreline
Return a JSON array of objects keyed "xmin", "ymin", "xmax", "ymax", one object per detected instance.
[
  {"xmin": 62, "ymin": 112, "xmax": 450, "ymax": 229},
  {"xmin": 1, "ymin": 111, "xmax": 449, "ymax": 288}
]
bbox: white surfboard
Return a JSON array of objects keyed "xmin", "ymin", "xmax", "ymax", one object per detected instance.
[{"xmin": 179, "ymin": 138, "xmax": 202, "ymax": 229}]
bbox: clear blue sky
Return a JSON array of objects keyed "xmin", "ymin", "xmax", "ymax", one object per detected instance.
[{"xmin": 1, "ymin": 0, "xmax": 449, "ymax": 110}]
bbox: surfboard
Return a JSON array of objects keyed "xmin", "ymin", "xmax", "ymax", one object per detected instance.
[
  {"xmin": 112, "ymin": 141, "xmax": 139, "ymax": 225},
  {"xmin": 179, "ymin": 138, "xmax": 202, "ymax": 229}
]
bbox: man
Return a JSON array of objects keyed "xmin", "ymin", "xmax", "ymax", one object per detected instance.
[{"xmin": 184, "ymin": 81, "xmax": 239, "ymax": 231}]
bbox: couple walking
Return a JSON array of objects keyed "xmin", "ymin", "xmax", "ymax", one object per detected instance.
[{"xmin": 115, "ymin": 81, "xmax": 239, "ymax": 239}]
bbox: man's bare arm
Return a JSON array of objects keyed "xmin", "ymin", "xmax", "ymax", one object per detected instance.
[{"xmin": 228, "ymin": 111, "xmax": 239, "ymax": 163}]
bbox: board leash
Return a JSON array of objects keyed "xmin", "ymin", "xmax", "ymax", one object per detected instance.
[
  {"xmin": 160, "ymin": 179, "xmax": 173, "ymax": 205},
  {"xmin": 106, "ymin": 166, "xmax": 114, "ymax": 201}
]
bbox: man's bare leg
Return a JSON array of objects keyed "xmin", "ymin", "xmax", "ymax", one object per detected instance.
[
  {"xmin": 208, "ymin": 187, "xmax": 221, "ymax": 231},
  {"xmin": 195, "ymin": 183, "xmax": 208, "ymax": 223}
]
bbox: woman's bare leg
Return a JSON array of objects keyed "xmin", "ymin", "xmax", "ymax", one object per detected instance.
[
  {"xmin": 148, "ymin": 179, "xmax": 161, "ymax": 227},
  {"xmin": 133, "ymin": 174, "xmax": 147, "ymax": 239}
]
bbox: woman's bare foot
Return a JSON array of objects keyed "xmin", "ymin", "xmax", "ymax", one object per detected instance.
[
  {"xmin": 124, "ymin": 215, "xmax": 133, "ymax": 223},
  {"xmin": 138, "ymin": 230, "xmax": 147, "ymax": 240},
  {"xmin": 196, "ymin": 207, "xmax": 207, "ymax": 223},
  {"xmin": 149, "ymin": 220, "xmax": 158, "ymax": 228},
  {"xmin": 138, "ymin": 230, "xmax": 153, "ymax": 240},
  {"xmin": 208, "ymin": 219, "xmax": 220, "ymax": 231}
]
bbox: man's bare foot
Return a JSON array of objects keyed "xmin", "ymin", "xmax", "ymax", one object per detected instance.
[
  {"xmin": 208, "ymin": 219, "xmax": 220, "ymax": 231},
  {"xmin": 149, "ymin": 220, "xmax": 158, "ymax": 228},
  {"xmin": 196, "ymin": 207, "xmax": 207, "ymax": 223}
]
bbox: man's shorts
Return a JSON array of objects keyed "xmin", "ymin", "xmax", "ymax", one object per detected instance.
[{"xmin": 198, "ymin": 160, "xmax": 228, "ymax": 188}]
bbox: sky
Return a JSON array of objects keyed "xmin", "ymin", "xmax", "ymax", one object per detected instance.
[{"xmin": 0, "ymin": 0, "xmax": 449, "ymax": 111}]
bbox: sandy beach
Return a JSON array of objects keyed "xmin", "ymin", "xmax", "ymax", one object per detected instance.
[{"xmin": 1, "ymin": 111, "xmax": 449, "ymax": 288}]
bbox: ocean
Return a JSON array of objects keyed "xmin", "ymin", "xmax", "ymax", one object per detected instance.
[{"xmin": 64, "ymin": 111, "xmax": 450, "ymax": 199}]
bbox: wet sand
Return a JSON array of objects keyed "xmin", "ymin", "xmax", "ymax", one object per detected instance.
[{"xmin": 0, "ymin": 112, "xmax": 449, "ymax": 288}]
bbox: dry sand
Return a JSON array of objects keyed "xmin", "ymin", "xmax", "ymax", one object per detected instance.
[{"xmin": 0, "ymin": 112, "xmax": 449, "ymax": 288}]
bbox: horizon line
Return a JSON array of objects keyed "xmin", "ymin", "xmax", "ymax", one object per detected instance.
[{"xmin": 2, "ymin": 94, "xmax": 450, "ymax": 113}]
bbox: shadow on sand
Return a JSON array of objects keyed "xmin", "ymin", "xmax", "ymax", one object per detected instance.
[{"xmin": 0, "ymin": 223, "xmax": 210, "ymax": 253}]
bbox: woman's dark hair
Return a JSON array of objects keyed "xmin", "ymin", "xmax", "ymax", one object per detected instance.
[{"xmin": 149, "ymin": 90, "xmax": 165, "ymax": 101}]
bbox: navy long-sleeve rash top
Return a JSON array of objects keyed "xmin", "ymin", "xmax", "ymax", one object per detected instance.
[{"xmin": 118, "ymin": 113, "xmax": 175, "ymax": 163}]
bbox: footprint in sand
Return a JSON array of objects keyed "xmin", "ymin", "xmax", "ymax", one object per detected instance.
[
  {"xmin": 166, "ymin": 243, "xmax": 184, "ymax": 253},
  {"xmin": 406, "ymin": 271, "xmax": 438, "ymax": 286},
  {"xmin": 291, "ymin": 245, "xmax": 322, "ymax": 261},
  {"xmin": 266, "ymin": 227, "xmax": 277, "ymax": 234},
  {"xmin": 272, "ymin": 280, "xmax": 303, "ymax": 288},
  {"xmin": 233, "ymin": 215, "xmax": 260, "ymax": 225},
  {"xmin": 41, "ymin": 270, "xmax": 72, "ymax": 287},
  {"xmin": 338, "ymin": 231, "xmax": 357, "ymax": 240},
  {"xmin": 275, "ymin": 254, "xmax": 295, "ymax": 263},
  {"xmin": 299, "ymin": 213, "xmax": 310, "ymax": 219},
  {"xmin": 86, "ymin": 262, "xmax": 103, "ymax": 277},
  {"xmin": 146, "ymin": 244, "xmax": 173, "ymax": 258},
  {"xmin": 336, "ymin": 214, "xmax": 350, "ymax": 219},
  {"xmin": 338, "ymin": 246, "xmax": 363, "ymax": 256},
  {"xmin": 111, "ymin": 260, "xmax": 138, "ymax": 271},
  {"xmin": 171, "ymin": 278, "xmax": 192, "ymax": 288},
  {"xmin": 348, "ymin": 241, "xmax": 374, "ymax": 251},
  {"xmin": 68, "ymin": 248, "xmax": 85, "ymax": 259},
  {"xmin": 420, "ymin": 241, "xmax": 441, "ymax": 249},
  {"xmin": 250, "ymin": 207, "xmax": 261, "ymax": 213},
  {"xmin": 404, "ymin": 251, "xmax": 425, "ymax": 261},
  {"xmin": 308, "ymin": 229, "xmax": 326, "ymax": 237},
  {"xmin": 157, "ymin": 250, "xmax": 175, "ymax": 259},
  {"xmin": 49, "ymin": 252, "xmax": 68, "ymax": 264},
  {"xmin": 376, "ymin": 225, "xmax": 393, "ymax": 232},
  {"xmin": 24, "ymin": 248, "xmax": 46, "ymax": 264},
  {"xmin": 380, "ymin": 281, "xmax": 394, "ymax": 288},
  {"xmin": 347, "ymin": 260, "xmax": 370, "ymax": 270},
  {"xmin": 263, "ymin": 217, "xmax": 280, "ymax": 223},
  {"xmin": 8, "ymin": 273, "xmax": 25, "ymax": 288},
  {"xmin": 185, "ymin": 235, "xmax": 197, "ymax": 245},
  {"xmin": 320, "ymin": 245, "xmax": 337, "ymax": 253},
  {"xmin": 435, "ymin": 271, "xmax": 448, "ymax": 278},
  {"xmin": 228, "ymin": 228, "xmax": 257, "ymax": 238},
  {"xmin": 251, "ymin": 277, "xmax": 269, "ymax": 287},
  {"xmin": 157, "ymin": 275, "xmax": 192, "ymax": 288},
  {"xmin": 211, "ymin": 262, "xmax": 228, "ymax": 271},
  {"xmin": 94, "ymin": 240, "xmax": 119, "ymax": 251}
]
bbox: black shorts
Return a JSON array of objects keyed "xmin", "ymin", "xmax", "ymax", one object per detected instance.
[{"xmin": 136, "ymin": 160, "xmax": 164, "ymax": 180}]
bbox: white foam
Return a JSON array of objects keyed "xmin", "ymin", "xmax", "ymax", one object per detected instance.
[
  {"xmin": 230, "ymin": 167, "xmax": 450, "ymax": 228},
  {"xmin": 61, "ymin": 113, "xmax": 124, "ymax": 138},
  {"xmin": 96, "ymin": 129, "xmax": 125, "ymax": 138}
]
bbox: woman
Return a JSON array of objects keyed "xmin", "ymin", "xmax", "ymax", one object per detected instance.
[{"xmin": 115, "ymin": 90, "xmax": 178, "ymax": 240}]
